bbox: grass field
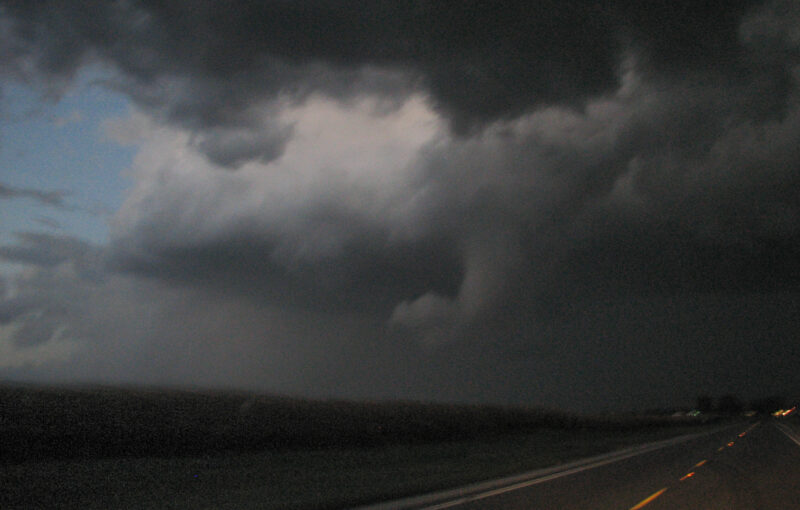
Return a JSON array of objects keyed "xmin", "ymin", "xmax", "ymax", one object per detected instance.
[{"xmin": 1, "ymin": 384, "xmax": 719, "ymax": 509}]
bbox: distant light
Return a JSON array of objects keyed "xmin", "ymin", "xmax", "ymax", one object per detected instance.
[
  {"xmin": 680, "ymin": 472, "xmax": 696, "ymax": 481},
  {"xmin": 727, "ymin": 442, "xmax": 734, "ymax": 447},
  {"xmin": 782, "ymin": 407, "xmax": 796, "ymax": 416}
]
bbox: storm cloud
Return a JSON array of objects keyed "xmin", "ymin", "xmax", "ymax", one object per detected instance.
[
  {"xmin": 1, "ymin": 0, "xmax": 799, "ymax": 410},
  {"xmin": 4, "ymin": 1, "xmax": 788, "ymax": 157}
]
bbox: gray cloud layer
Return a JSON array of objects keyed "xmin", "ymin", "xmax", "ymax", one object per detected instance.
[
  {"xmin": 1, "ymin": 0, "xmax": 799, "ymax": 410},
  {"xmin": 3, "ymin": 1, "xmax": 788, "ymax": 158},
  {"xmin": 0, "ymin": 182, "xmax": 68, "ymax": 208}
]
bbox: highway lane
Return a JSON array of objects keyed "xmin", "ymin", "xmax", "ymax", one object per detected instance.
[
  {"xmin": 362, "ymin": 419, "xmax": 800, "ymax": 509},
  {"xmin": 625, "ymin": 421, "xmax": 799, "ymax": 510}
]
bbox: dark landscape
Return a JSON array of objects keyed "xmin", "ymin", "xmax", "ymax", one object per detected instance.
[{"xmin": 1, "ymin": 383, "xmax": 746, "ymax": 509}]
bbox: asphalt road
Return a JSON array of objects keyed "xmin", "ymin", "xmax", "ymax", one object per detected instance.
[{"xmin": 361, "ymin": 418, "xmax": 800, "ymax": 509}]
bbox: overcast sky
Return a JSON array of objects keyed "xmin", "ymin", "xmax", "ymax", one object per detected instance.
[{"xmin": 1, "ymin": 0, "xmax": 799, "ymax": 412}]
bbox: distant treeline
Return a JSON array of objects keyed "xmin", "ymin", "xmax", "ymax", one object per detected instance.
[
  {"xmin": 696, "ymin": 394, "xmax": 788, "ymax": 415},
  {"xmin": 1, "ymin": 384, "xmax": 707, "ymax": 463}
]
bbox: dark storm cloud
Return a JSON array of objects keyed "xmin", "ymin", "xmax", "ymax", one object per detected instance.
[
  {"xmin": 1, "ymin": 1, "xmax": 778, "ymax": 151},
  {"xmin": 110, "ymin": 228, "xmax": 462, "ymax": 314},
  {"xmin": 104, "ymin": 61, "xmax": 800, "ymax": 341},
  {"xmin": 0, "ymin": 229, "xmax": 416, "ymax": 397},
  {"xmin": 190, "ymin": 124, "xmax": 293, "ymax": 168},
  {"xmin": 2, "ymin": 0, "xmax": 800, "ymax": 408}
]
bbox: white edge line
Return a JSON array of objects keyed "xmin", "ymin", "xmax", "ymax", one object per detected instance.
[
  {"xmin": 353, "ymin": 425, "xmax": 735, "ymax": 510},
  {"xmin": 775, "ymin": 422, "xmax": 800, "ymax": 447},
  {"xmin": 422, "ymin": 450, "xmax": 669, "ymax": 510}
]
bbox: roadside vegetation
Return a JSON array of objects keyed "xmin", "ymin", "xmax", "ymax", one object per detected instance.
[{"xmin": 1, "ymin": 384, "xmax": 726, "ymax": 509}]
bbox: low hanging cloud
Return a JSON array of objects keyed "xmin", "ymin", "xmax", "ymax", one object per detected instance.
[
  {"xmin": 0, "ymin": 182, "xmax": 69, "ymax": 208},
  {"xmin": 1, "ymin": 0, "xmax": 799, "ymax": 409},
  {"xmin": 0, "ymin": 231, "xmax": 419, "ymax": 398},
  {"xmin": 105, "ymin": 96, "xmax": 463, "ymax": 314},
  {"xmin": 0, "ymin": 232, "xmax": 105, "ymax": 281},
  {"xmin": 103, "ymin": 49, "xmax": 800, "ymax": 343}
]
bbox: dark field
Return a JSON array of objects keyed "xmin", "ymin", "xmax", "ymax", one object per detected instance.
[{"xmin": 1, "ymin": 384, "xmax": 717, "ymax": 509}]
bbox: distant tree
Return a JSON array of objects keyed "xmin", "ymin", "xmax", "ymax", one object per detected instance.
[
  {"xmin": 696, "ymin": 395, "xmax": 713, "ymax": 413},
  {"xmin": 716, "ymin": 394, "xmax": 744, "ymax": 415}
]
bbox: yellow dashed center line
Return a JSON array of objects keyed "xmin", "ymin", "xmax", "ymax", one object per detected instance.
[
  {"xmin": 629, "ymin": 488, "xmax": 668, "ymax": 509},
  {"xmin": 629, "ymin": 426, "xmax": 758, "ymax": 509}
]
